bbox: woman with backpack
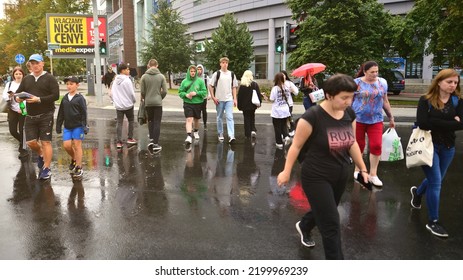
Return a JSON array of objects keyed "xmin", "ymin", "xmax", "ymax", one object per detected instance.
[{"xmin": 277, "ymin": 74, "xmax": 369, "ymax": 259}]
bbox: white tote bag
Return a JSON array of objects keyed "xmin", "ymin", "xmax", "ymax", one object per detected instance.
[
  {"xmin": 309, "ymin": 88, "xmax": 325, "ymax": 103},
  {"xmin": 251, "ymin": 89, "xmax": 261, "ymax": 106},
  {"xmin": 406, "ymin": 128, "xmax": 433, "ymax": 168},
  {"xmin": 380, "ymin": 128, "xmax": 404, "ymax": 161}
]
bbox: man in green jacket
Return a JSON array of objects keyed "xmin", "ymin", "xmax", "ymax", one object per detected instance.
[
  {"xmin": 179, "ymin": 65, "xmax": 207, "ymax": 150},
  {"xmin": 140, "ymin": 59, "xmax": 167, "ymax": 154}
]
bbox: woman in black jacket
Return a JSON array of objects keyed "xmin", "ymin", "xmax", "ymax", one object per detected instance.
[
  {"xmin": 411, "ymin": 68, "xmax": 463, "ymax": 238},
  {"xmin": 237, "ymin": 70, "xmax": 262, "ymax": 139}
]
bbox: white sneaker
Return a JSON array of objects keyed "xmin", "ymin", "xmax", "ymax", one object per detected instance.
[
  {"xmin": 193, "ymin": 131, "xmax": 200, "ymax": 140},
  {"xmin": 275, "ymin": 143, "xmax": 284, "ymax": 149},
  {"xmin": 218, "ymin": 134, "xmax": 224, "ymax": 142},
  {"xmin": 284, "ymin": 136, "xmax": 292, "ymax": 146},
  {"xmin": 251, "ymin": 131, "xmax": 257, "ymax": 138},
  {"xmin": 289, "ymin": 130, "xmax": 295, "ymax": 137},
  {"xmin": 369, "ymin": 175, "xmax": 383, "ymax": 187},
  {"xmin": 229, "ymin": 137, "xmax": 236, "ymax": 144},
  {"xmin": 353, "ymin": 171, "xmax": 359, "ymax": 179},
  {"xmin": 185, "ymin": 135, "xmax": 192, "ymax": 144}
]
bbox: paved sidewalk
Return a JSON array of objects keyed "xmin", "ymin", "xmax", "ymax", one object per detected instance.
[
  {"xmin": 1, "ymin": 83, "xmax": 417, "ymax": 126},
  {"xmin": 83, "ymin": 85, "xmax": 417, "ymax": 118}
]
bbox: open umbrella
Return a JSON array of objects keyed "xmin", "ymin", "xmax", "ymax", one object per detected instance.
[{"xmin": 291, "ymin": 63, "xmax": 326, "ymax": 77}]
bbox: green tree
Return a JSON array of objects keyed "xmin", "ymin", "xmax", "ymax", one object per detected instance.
[
  {"xmin": 139, "ymin": 0, "xmax": 194, "ymax": 88},
  {"xmin": 394, "ymin": 0, "xmax": 463, "ymax": 68},
  {"xmin": 0, "ymin": 0, "xmax": 90, "ymax": 75},
  {"xmin": 286, "ymin": 0, "xmax": 395, "ymax": 75},
  {"xmin": 203, "ymin": 13, "xmax": 254, "ymax": 79}
]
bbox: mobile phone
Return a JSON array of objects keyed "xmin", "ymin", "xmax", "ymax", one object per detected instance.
[{"xmin": 356, "ymin": 172, "xmax": 372, "ymax": 191}]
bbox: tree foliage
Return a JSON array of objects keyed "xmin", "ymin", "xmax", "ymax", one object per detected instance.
[
  {"xmin": 203, "ymin": 13, "xmax": 254, "ymax": 79},
  {"xmin": 286, "ymin": 0, "xmax": 395, "ymax": 75},
  {"xmin": 394, "ymin": 0, "xmax": 463, "ymax": 67},
  {"xmin": 0, "ymin": 0, "xmax": 91, "ymax": 75},
  {"xmin": 139, "ymin": 0, "xmax": 194, "ymax": 86}
]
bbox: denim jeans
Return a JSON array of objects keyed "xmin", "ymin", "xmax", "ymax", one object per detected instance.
[
  {"xmin": 417, "ymin": 143, "xmax": 455, "ymax": 221},
  {"xmin": 216, "ymin": 101, "xmax": 234, "ymax": 138}
]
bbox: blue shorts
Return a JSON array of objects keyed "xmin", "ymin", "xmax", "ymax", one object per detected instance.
[{"xmin": 63, "ymin": 126, "xmax": 85, "ymax": 141}]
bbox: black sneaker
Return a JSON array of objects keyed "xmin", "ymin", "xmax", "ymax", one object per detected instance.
[
  {"xmin": 410, "ymin": 186, "xmax": 422, "ymax": 209},
  {"xmin": 72, "ymin": 166, "xmax": 83, "ymax": 178},
  {"xmin": 295, "ymin": 221, "xmax": 315, "ymax": 248},
  {"xmin": 69, "ymin": 159, "xmax": 77, "ymax": 172},
  {"xmin": 152, "ymin": 144, "xmax": 162, "ymax": 154},
  {"xmin": 147, "ymin": 143, "xmax": 155, "ymax": 155},
  {"xmin": 426, "ymin": 221, "xmax": 449, "ymax": 238}
]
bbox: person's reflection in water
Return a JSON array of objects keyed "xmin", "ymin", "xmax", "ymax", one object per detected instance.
[
  {"xmin": 348, "ymin": 183, "xmax": 378, "ymax": 239},
  {"xmin": 236, "ymin": 139, "xmax": 260, "ymax": 204},
  {"xmin": 268, "ymin": 148, "xmax": 290, "ymax": 211},
  {"xmin": 68, "ymin": 179, "xmax": 85, "ymax": 209},
  {"xmin": 180, "ymin": 144, "xmax": 207, "ymax": 209},
  {"xmin": 67, "ymin": 179, "xmax": 93, "ymax": 259},
  {"xmin": 139, "ymin": 150, "xmax": 168, "ymax": 216},
  {"xmin": 115, "ymin": 147, "xmax": 140, "ymax": 216},
  {"xmin": 8, "ymin": 155, "xmax": 36, "ymax": 202},
  {"xmin": 210, "ymin": 142, "xmax": 236, "ymax": 215},
  {"xmin": 29, "ymin": 179, "xmax": 65, "ymax": 259}
]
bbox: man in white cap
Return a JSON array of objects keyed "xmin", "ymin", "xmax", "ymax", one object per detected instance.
[{"xmin": 15, "ymin": 53, "xmax": 60, "ymax": 180}]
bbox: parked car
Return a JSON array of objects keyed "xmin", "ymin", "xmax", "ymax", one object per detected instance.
[
  {"xmin": 381, "ymin": 69, "xmax": 405, "ymax": 95},
  {"xmin": 173, "ymin": 73, "xmax": 186, "ymax": 85}
]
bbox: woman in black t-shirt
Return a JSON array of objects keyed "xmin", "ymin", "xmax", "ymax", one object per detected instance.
[{"xmin": 277, "ymin": 74, "xmax": 369, "ymax": 260}]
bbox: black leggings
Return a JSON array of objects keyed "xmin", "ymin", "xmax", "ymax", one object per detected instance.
[
  {"xmin": 242, "ymin": 110, "xmax": 256, "ymax": 138},
  {"xmin": 8, "ymin": 110, "xmax": 25, "ymax": 150},
  {"xmin": 201, "ymin": 99, "xmax": 207, "ymax": 126},
  {"xmin": 299, "ymin": 164, "xmax": 348, "ymax": 260},
  {"xmin": 272, "ymin": 117, "xmax": 289, "ymax": 144}
]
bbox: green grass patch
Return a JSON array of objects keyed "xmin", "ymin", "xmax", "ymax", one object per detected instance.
[{"xmin": 389, "ymin": 100, "xmax": 418, "ymax": 107}]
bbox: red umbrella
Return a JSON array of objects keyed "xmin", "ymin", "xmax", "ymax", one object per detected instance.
[{"xmin": 291, "ymin": 63, "xmax": 326, "ymax": 77}]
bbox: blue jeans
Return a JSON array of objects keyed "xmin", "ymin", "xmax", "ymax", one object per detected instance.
[
  {"xmin": 303, "ymin": 96, "xmax": 315, "ymax": 110},
  {"xmin": 417, "ymin": 143, "xmax": 455, "ymax": 221},
  {"xmin": 216, "ymin": 101, "xmax": 234, "ymax": 138}
]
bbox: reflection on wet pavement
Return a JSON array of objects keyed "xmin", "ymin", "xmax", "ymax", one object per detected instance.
[{"xmin": 1, "ymin": 120, "xmax": 463, "ymax": 259}]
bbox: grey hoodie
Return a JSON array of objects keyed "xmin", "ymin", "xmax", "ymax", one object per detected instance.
[
  {"xmin": 112, "ymin": 74, "xmax": 136, "ymax": 110},
  {"xmin": 140, "ymin": 67, "xmax": 168, "ymax": 107}
]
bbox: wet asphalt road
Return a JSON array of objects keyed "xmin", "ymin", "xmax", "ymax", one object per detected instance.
[{"xmin": 1, "ymin": 108, "xmax": 463, "ymax": 260}]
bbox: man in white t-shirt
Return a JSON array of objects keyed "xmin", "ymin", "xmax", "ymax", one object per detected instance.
[{"xmin": 208, "ymin": 57, "xmax": 239, "ymax": 143}]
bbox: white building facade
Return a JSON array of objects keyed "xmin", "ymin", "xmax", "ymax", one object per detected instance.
[{"xmin": 132, "ymin": 0, "xmax": 433, "ymax": 81}]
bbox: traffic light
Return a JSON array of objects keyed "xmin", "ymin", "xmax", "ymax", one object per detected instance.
[
  {"xmin": 99, "ymin": 40, "xmax": 107, "ymax": 55},
  {"xmin": 275, "ymin": 37, "xmax": 283, "ymax": 53},
  {"xmin": 287, "ymin": 24, "xmax": 300, "ymax": 53}
]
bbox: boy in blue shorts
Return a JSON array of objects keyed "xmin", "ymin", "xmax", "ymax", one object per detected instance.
[{"xmin": 56, "ymin": 76, "xmax": 88, "ymax": 178}]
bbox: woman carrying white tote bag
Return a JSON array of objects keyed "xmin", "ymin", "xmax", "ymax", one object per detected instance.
[{"xmin": 408, "ymin": 69, "xmax": 463, "ymax": 238}]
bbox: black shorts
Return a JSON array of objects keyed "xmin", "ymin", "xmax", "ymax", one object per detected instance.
[
  {"xmin": 183, "ymin": 103, "xmax": 202, "ymax": 119},
  {"xmin": 25, "ymin": 111, "xmax": 54, "ymax": 142}
]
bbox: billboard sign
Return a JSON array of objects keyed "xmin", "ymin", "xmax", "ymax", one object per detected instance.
[{"xmin": 46, "ymin": 13, "xmax": 108, "ymax": 58}]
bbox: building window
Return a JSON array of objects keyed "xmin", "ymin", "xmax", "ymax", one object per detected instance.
[{"xmin": 254, "ymin": 55, "xmax": 267, "ymax": 79}]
